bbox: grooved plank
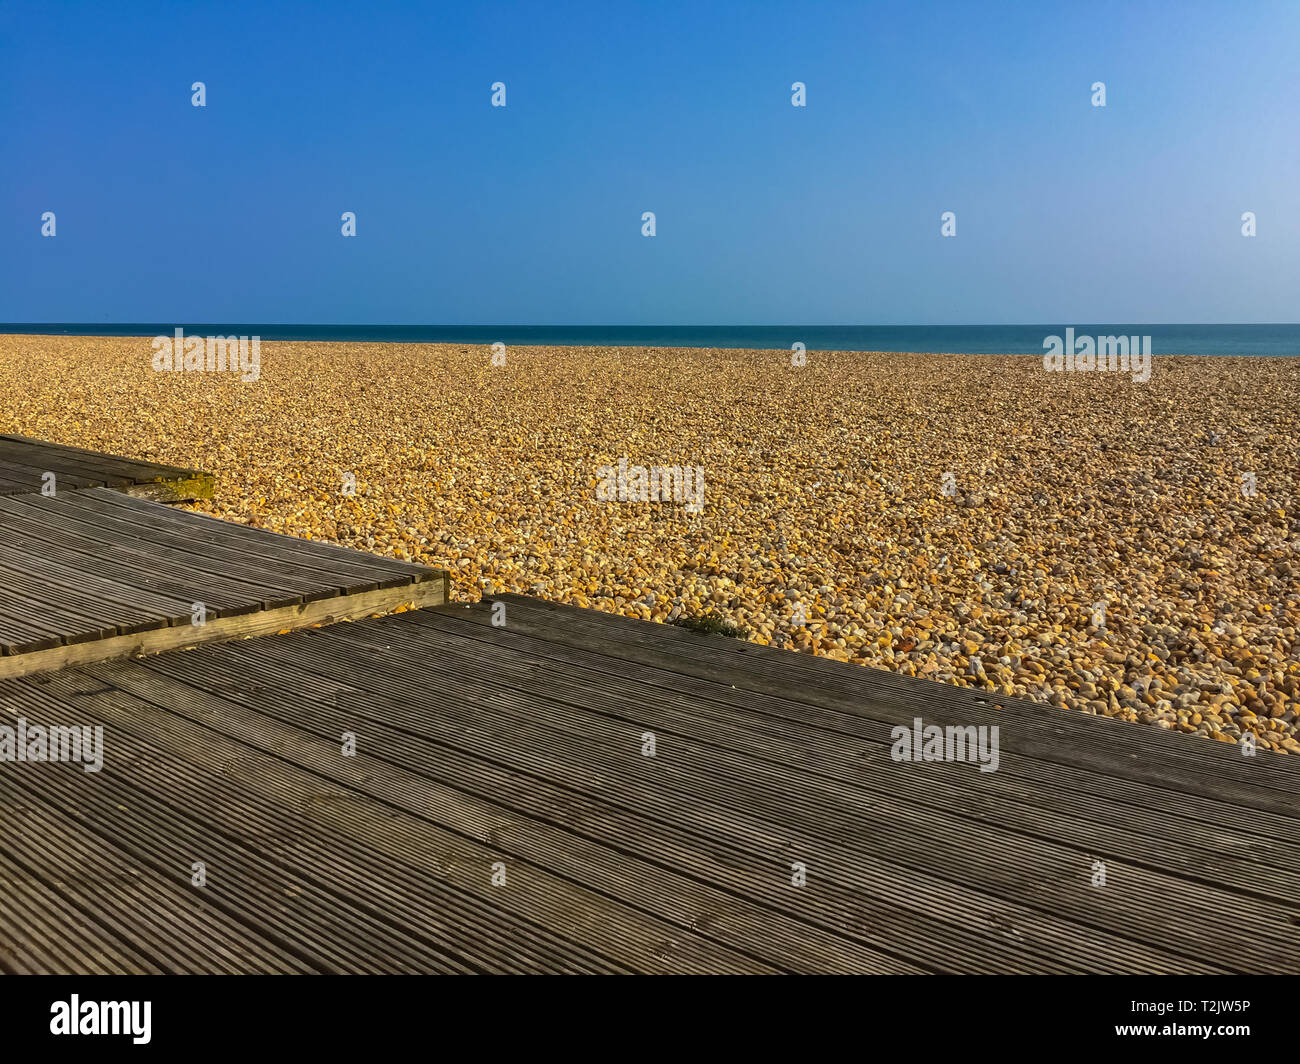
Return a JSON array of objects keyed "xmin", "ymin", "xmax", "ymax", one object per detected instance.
[
  {"xmin": 3, "ymin": 681, "xmax": 608, "ymax": 967},
  {"xmin": 0, "ymin": 494, "xmax": 303, "ymax": 613},
  {"xmin": 37, "ymin": 492, "xmax": 358, "ymax": 599},
  {"xmin": 0, "ymin": 437, "xmax": 211, "ymax": 500},
  {"xmin": 116, "ymin": 653, "xmax": 930, "ymax": 973},
  {"xmin": 0, "ymin": 789, "xmax": 299, "ymax": 973},
  {"xmin": 0, "ymin": 439, "xmax": 213, "ymax": 502},
  {"xmin": 136, "ymin": 638, "xmax": 1215, "ymax": 974},
  {"xmin": 0, "ymin": 486, "xmax": 449, "ymax": 659},
  {"xmin": 483, "ymin": 596, "xmax": 1300, "ymax": 805},
  {"xmin": 237, "ymin": 615, "xmax": 1293, "ymax": 973},
  {"xmin": 0, "ymin": 435, "xmax": 200, "ymax": 480},
  {"xmin": 398, "ymin": 608, "xmax": 1300, "ymax": 898},
  {"xmin": 5, "ymin": 576, "xmax": 1296, "ymax": 973},
  {"xmin": 76, "ymin": 489, "xmax": 428, "ymax": 586},
  {"xmin": 7, "ymin": 669, "xmax": 767, "ymax": 974},
  {"xmin": 0, "ymin": 459, "xmax": 103, "ymax": 492},
  {"xmin": 425, "ymin": 603, "xmax": 1300, "ymax": 838}
]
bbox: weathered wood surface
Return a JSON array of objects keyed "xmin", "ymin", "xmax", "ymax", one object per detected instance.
[
  {"xmin": 0, "ymin": 487, "xmax": 446, "ymax": 669},
  {"xmin": 2, "ymin": 595, "xmax": 1296, "ymax": 973},
  {"xmin": 0, "ymin": 435, "xmax": 215, "ymax": 501}
]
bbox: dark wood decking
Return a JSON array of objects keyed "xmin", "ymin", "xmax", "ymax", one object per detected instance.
[
  {"xmin": 0, "ymin": 435, "xmax": 214, "ymax": 501},
  {"xmin": 3, "ymin": 593, "xmax": 1297, "ymax": 973},
  {"xmin": 0, "ymin": 487, "xmax": 447, "ymax": 675}
]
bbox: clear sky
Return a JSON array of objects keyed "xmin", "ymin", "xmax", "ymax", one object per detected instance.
[{"xmin": 2, "ymin": 0, "xmax": 1297, "ymax": 325}]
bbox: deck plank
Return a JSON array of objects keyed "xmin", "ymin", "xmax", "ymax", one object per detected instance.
[
  {"xmin": 7, "ymin": 595, "xmax": 1296, "ymax": 972},
  {"xmin": 478, "ymin": 596, "xmax": 1300, "ymax": 807},
  {"xmin": 0, "ymin": 487, "xmax": 446, "ymax": 662},
  {"xmin": 214, "ymin": 613, "xmax": 1296, "ymax": 973},
  {"xmin": 0, "ymin": 435, "xmax": 200, "ymax": 480}
]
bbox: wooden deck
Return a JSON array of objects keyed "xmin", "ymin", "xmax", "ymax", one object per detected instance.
[
  {"xmin": 3, "ymin": 593, "xmax": 1297, "ymax": 973},
  {"xmin": 0, "ymin": 487, "xmax": 447, "ymax": 676},
  {"xmin": 0, "ymin": 435, "xmax": 214, "ymax": 501}
]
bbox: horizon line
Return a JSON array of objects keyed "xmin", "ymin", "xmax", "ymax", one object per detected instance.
[{"xmin": 4, "ymin": 322, "xmax": 1300, "ymax": 330}]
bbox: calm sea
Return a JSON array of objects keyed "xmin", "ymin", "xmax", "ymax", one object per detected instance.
[{"xmin": 3, "ymin": 324, "xmax": 1298, "ymax": 356}]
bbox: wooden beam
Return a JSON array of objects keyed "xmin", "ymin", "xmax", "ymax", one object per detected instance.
[{"xmin": 0, "ymin": 579, "xmax": 447, "ymax": 680}]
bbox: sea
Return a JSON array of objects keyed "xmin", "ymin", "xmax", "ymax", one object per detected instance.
[{"xmin": 2, "ymin": 324, "xmax": 1298, "ymax": 357}]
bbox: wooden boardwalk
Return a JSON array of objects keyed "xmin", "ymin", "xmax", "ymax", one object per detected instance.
[
  {"xmin": 0, "ymin": 435, "xmax": 213, "ymax": 501},
  {"xmin": 0, "ymin": 487, "xmax": 447, "ymax": 676},
  {"xmin": 3, "ymin": 593, "xmax": 1297, "ymax": 973}
]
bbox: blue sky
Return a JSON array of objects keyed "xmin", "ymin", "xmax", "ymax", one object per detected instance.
[{"xmin": 2, "ymin": 0, "xmax": 1297, "ymax": 324}]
